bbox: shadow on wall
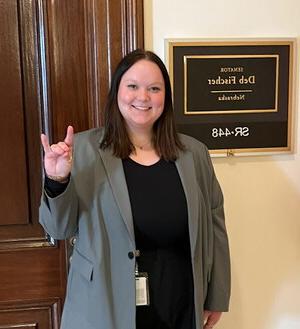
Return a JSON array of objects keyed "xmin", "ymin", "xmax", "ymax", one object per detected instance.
[{"xmin": 212, "ymin": 154, "xmax": 300, "ymax": 329}]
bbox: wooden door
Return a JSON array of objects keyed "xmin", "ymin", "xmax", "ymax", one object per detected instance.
[{"xmin": 0, "ymin": 0, "xmax": 144, "ymax": 328}]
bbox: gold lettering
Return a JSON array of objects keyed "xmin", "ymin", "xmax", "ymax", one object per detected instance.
[
  {"xmin": 248, "ymin": 75, "xmax": 255, "ymax": 84},
  {"xmin": 239, "ymin": 75, "xmax": 256, "ymax": 84},
  {"xmin": 218, "ymin": 94, "xmax": 246, "ymax": 101},
  {"xmin": 208, "ymin": 75, "xmax": 236, "ymax": 85},
  {"xmin": 220, "ymin": 67, "xmax": 244, "ymax": 73}
]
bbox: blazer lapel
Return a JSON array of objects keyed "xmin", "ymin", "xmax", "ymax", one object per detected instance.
[
  {"xmin": 176, "ymin": 150, "xmax": 199, "ymax": 258},
  {"xmin": 98, "ymin": 147, "xmax": 135, "ymax": 245}
]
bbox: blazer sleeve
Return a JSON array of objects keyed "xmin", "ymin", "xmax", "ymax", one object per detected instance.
[
  {"xmin": 39, "ymin": 177, "xmax": 79, "ymax": 240},
  {"xmin": 203, "ymin": 147, "xmax": 231, "ymax": 311}
]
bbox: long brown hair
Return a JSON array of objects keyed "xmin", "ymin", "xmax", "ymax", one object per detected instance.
[{"xmin": 100, "ymin": 49, "xmax": 184, "ymax": 161}]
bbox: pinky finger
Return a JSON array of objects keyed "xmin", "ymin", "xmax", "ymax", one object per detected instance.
[{"xmin": 41, "ymin": 134, "xmax": 51, "ymax": 153}]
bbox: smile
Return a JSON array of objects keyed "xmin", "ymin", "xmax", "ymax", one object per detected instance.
[{"xmin": 131, "ymin": 105, "xmax": 152, "ymax": 111}]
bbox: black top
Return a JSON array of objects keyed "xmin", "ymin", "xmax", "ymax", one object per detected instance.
[{"xmin": 123, "ymin": 158, "xmax": 195, "ymax": 329}]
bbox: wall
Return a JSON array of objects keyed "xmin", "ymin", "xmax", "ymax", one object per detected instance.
[{"xmin": 144, "ymin": 1, "xmax": 300, "ymax": 328}]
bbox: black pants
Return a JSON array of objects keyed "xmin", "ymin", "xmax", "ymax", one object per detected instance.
[
  {"xmin": 136, "ymin": 304, "xmax": 196, "ymax": 329},
  {"xmin": 135, "ymin": 248, "xmax": 196, "ymax": 329}
]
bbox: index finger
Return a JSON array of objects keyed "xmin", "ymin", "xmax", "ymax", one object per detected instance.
[{"xmin": 64, "ymin": 125, "xmax": 74, "ymax": 147}]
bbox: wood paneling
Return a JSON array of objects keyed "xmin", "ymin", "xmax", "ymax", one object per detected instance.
[
  {"xmin": 0, "ymin": 0, "xmax": 29, "ymax": 226},
  {"xmin": 0, "ymin": 248, "xmax": 66, "ymax": 301},
  {"xmin": 43, "ymin": 0, "xmax": 90, "ymax": 138},
  {"xmin": 0, "ymin": 0, "xmax": 45, "ymax": 245},
  {"xmin": 0, "ymin": 299, "xmax": 60, "ymax": 329},
  {"xmin": 0, "ymin": 0, "xmax": 144, "ymax": 327}
]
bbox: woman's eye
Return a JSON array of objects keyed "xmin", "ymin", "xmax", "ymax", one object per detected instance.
[
  {"xmin": 127, "ymin": 84, "xmax": 137, "ymax": 90},
  {"xmin": 149, "ymin": 86, "xmax": 160, "ymax": 92}
]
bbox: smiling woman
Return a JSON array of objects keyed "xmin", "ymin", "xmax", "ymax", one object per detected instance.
[
  {"xmin": 39, "ymin": 49, "xmax": 231, "ymax": 329},
  {"xmin": 117, "ymin": 60, "xmax": 165, "ymax": 146},
  {"xmin": 101, "ymin": 50, "xmax": 185, "ymax": 162}
]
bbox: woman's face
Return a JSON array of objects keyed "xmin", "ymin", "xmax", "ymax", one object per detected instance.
[{"xmin": 117, "ymin": 59, "xmax": 165, "ymax": 134}]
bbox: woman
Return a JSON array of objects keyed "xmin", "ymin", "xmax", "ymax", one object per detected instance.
[{"xmin": 39, "ymin": 49, "xmax": 230, "ymax": 329}]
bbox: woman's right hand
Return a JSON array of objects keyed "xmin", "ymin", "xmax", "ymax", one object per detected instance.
[{"xmin": 41, "ymin": 126, "xmax": 74, "ymax": 181}]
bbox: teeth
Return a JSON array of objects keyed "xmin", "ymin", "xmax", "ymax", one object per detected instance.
[{"xmin": 132, "ymin": 105, "xmax": 151, "ymax": 111}]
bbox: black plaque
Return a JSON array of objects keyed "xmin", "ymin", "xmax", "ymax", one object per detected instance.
[{"xmin": 167, "ymin": 40, "xmax": 294, "ymax": 156}]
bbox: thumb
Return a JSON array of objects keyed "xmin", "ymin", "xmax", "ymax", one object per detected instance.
[{"xmin": 64, "ymin": 125, "xmax": 74, "ymax": 147}]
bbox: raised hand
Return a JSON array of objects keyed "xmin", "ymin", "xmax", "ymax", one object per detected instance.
[{"xmin": 41, "ymin": 126, "xmax": 74, "ymax": 181}]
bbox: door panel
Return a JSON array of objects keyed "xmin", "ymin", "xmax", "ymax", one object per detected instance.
[
  {"xmin": 0, "ymin": 0, "xmax": 47, "ymax": 245},
  {"xmin": 0, "ymin": 299, "xmax": 61, "ymax": 329},
  {"xmin": 1, "ymin": 0, "xmax": 29, "ymax": 226},
  {"xmin": 0, "ymin": 0, "xmax": 144, "ymax": 327}
]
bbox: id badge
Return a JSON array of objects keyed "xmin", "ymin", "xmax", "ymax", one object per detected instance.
[{"xmin": 135, "ymin": 272, "xmax": 150, "ymax": 306}]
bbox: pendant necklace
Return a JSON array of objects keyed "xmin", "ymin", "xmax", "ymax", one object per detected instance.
[{"xmin": 133, "ymin": 140, "xmax": 152, "ymax": 150}]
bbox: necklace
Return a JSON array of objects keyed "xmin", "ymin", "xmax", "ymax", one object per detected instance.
[{"xmin": 132, "ymin": 140, "xmax": 152, "ymax": 150}]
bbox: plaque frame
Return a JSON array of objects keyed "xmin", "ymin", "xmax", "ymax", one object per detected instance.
[{"xmin": 166, "ymin": 39, "xmax": 296, "ymax": 157}]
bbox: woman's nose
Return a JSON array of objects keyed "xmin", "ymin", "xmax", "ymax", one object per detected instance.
[{"xmin": 137, "ymin": 88, "xmax": 149, "ymax": 101}]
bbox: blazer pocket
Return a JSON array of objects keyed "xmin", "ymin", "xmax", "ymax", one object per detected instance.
[{"xmin": 71, "ymin": 248, "xmax": 94, "ymax": 281}]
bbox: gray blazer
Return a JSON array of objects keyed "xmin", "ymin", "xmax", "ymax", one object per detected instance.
[{"xmin": 39, "ymin": 128, "xmax": 230, "ymax": 329}]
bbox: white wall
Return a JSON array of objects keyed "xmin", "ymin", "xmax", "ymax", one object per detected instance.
[{"xmin": 144, "ymin": 1, "xmax": 300, "ymax": 328}]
